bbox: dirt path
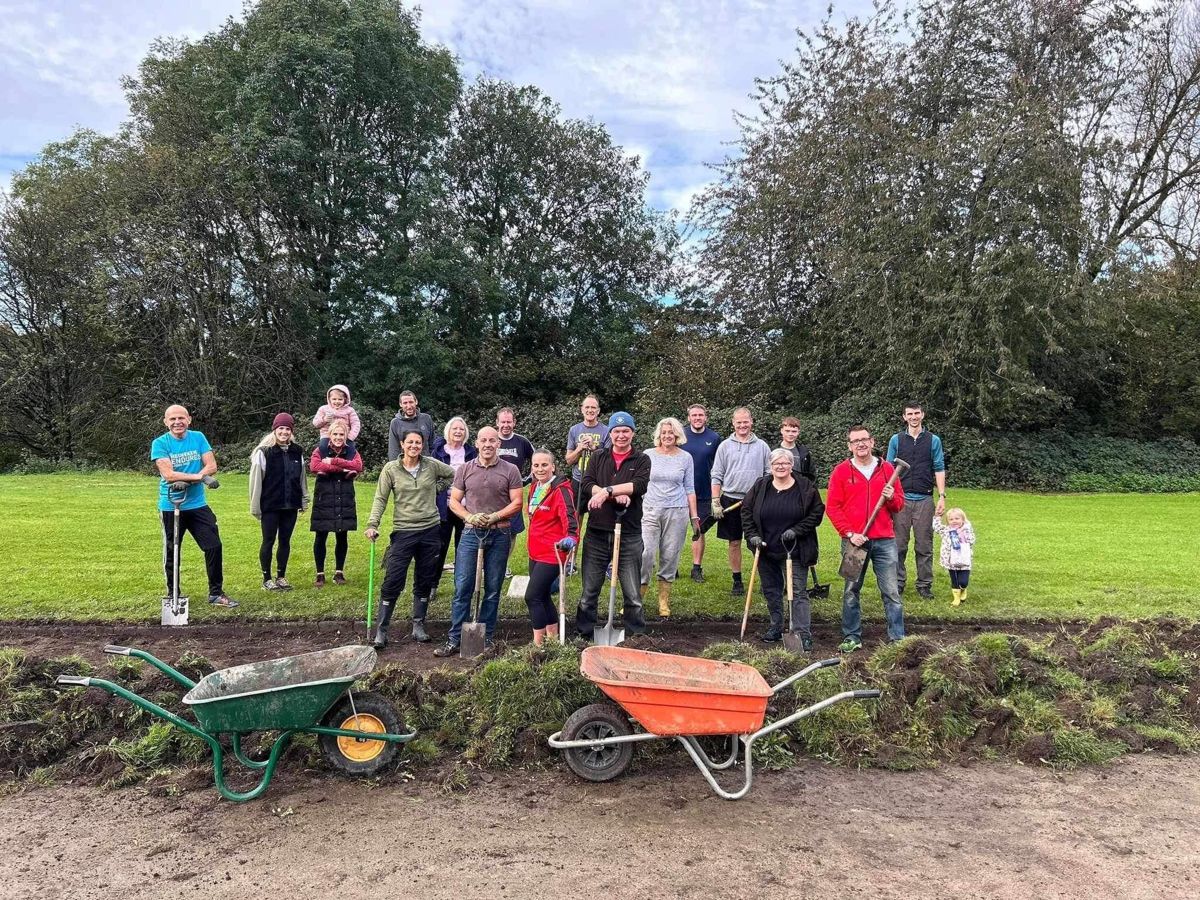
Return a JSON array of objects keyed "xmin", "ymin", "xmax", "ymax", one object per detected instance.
[{"xmin": 2, "ymin": 753, "xmax": 1196, "ymax": 900}]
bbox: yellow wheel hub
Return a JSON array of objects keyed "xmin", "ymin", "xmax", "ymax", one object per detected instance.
[{"xmin": 336, "ymin": 713, "xmax": 387, "ymax": 763}]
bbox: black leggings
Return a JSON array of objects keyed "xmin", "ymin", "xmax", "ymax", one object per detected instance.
[
  {"xmin": 314, "ymin": 531, "xmax": 349, "ymax": 573},
  {"xmin": 524, "ymin": 560, "xmax": 561, "ymax": 629},
  {"xmin": 260, "ymin": 509, "xmax": 298, "ymax": 578},
  {"xmin": 949, "ymin": 569, "xmax": 971, "ymax": 589}
]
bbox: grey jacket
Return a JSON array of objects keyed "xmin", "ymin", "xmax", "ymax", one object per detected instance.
[
  {"xmin": 710, "ymin": 434, "xmax": 771, "ymax": 498},
  {"xmin": 387, "ymin": 410, "xmax": 435, "ymax": 460}
]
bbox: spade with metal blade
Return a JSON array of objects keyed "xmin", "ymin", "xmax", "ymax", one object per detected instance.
[
  {"xmin": 460, "ymin": 541, "xmax": 487, "ymax": 658},
  {"xmin": 161, "ymin": 482, "xmax": 190, "ymax": 627},
  {"xmin": 781, "ymin": 534, "xmax": 806, "ymax": 653},
  {"xmin": 593, "ymin": 508, "xmax": 627, "ymax": 647}
]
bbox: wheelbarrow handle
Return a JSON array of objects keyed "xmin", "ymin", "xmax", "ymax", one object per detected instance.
[
  {"xmin": 854, "ymin": 689, "xmax": 883, "ymax": 699},
  {"xmin": 104, "ymin": 645, "xmax": 132, "ymax": 655},
  {"xmin": 770, "ymin": 657, "xmax": 841, "ymax": 695},
  {"xmin": 56, "ymin": 675, "xmax": 92, "ymax": 687},
  {"xmin": 101, "ymin": 644, "xmax": 197, "ymax": 689}
]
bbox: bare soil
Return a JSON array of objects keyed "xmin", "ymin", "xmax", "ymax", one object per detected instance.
[
  {"xmin": 1, "ymin": 752, "xmax": 1196, "ymax": 900},
  {"xmin": 0, "ymin": 616, "xmax": 1062, "ymax": 674}
]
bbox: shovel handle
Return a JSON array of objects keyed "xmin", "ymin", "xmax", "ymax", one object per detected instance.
[
  {"xmin": 104, "ymin": 645, "xmax": 132, "ymax": 656},
  {"xmin": 56, "ymin": 675, "xmax": 92, "ymax": 687},
  {"xmin": 739, "ymin": 546, "xmax": 761, "ymax": 640}
]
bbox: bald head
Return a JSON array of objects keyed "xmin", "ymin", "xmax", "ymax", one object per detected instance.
[
  {"xmin": 476, "ymin": 425, "xmax": 500, "ymax": 462},
  {"xmin": 163, "ymin": 405, "xmax": 192, "ymax": 437}
]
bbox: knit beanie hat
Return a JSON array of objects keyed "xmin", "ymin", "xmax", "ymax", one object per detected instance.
[{"xmin": 272, "ymin": 413, "xmax": 295, "ymax": 430}]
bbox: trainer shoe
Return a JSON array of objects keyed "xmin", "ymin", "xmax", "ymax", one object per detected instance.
[
  {"xmin": 801, "ymin": 634, "xmax": 814, "ymax": 652},
  {"xmin": 333, "ymin": 571, "xmax": 346, "ymax": 585},
  {"xmin": 432, "ymin": 641, "xmax": 459, "ymax": 658},
  {"xmin": 274, "ymin": 576, "xmax": 294, "ymax": 591},
  {"xmin": 730, "ymin": 581, "xmax": 744, "ymax": 598},
  {"xmin": 263, "ymin": 579, "xmax": 279, "ymax": 591},
  {"xmin": 760, "ymin": 629, "xmax": 783, "ymax": 643},
  {"xmin": 917, "ymin": 586, "xmax": 934, "ymax": 600},
  {"xmin": 314, "ymin": 574, "xmax": 326, "ymax": 588},
  {"xmin": 690, "ymin": 565, "xmax": 705, "ymax": 583},
  {"xmin": 208, "ymin": 593, "xmax": 240, "ymax": 609},
  {"xmin": 838, "ymin": 636, "xmax": 862, "ymax": 653}
]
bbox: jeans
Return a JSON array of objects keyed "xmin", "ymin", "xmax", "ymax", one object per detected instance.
[
  {"xmin": 576, "ymin": 527, "xmax": 646, "ymax": 634},
  {"xmin": 949, "ymin": 568, "xmax": 971, "ymax": 589},
  {"xmin": 757, "ymin": 555, "xmax": 811, "ymax": 636},
  {"xmin": 893, "ymin": 496, "xmax": 934, "ymax": 592},
  {"xmin": 841, "ymin": 537, "xmax": 905, "ymax": 641},
  {"xmin": 640, "ymin": 505, "xmax": 689, "ymax": 583},
  {"xmin": 448, "ymin": 526, "xmax": 510, "ymax": 644}
]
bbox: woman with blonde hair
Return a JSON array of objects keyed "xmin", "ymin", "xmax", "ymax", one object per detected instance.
[
  {"xmin": 639, "ymin": 416, "xmax": 698, "ymax": 617},
  {"xmin": 249, "ymin": 413, "xmax": 309, "ymax": 591},
  {"xmin": 431, "ymin": 416, "xmax": 477, "ymax": 597}
]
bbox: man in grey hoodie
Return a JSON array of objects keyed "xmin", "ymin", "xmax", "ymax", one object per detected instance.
[
  {"xmin": 710, "ymin": 407, "xmax": 772, "ymax": 598},
  {"xmin": 387, "ymin": 390, "xmax": 436, "ymax": 460}
]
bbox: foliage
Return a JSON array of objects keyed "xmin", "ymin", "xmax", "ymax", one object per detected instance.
[{"xmin": 691, "ymin": 0, "xmax": 1200, "ymax": 434}]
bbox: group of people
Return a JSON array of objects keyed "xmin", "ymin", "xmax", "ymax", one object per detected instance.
[{"xmin": 150, "ymin": 391, "xmax": 977, "ymax": 654}]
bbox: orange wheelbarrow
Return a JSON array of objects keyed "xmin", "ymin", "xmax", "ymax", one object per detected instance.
[{"xmin": 548, "ymin": 646, "xmax": 881, "ymax": 800}]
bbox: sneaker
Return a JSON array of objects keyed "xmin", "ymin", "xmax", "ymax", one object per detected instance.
[
  {"xmin": 208, "ymin": 593, "xmax": 240, "ymax": 609},
  {"xmin": 504, "ymin": 569, "xmax": 514, "ymax": 579},
  {"xmin": 760, "ymin": 629, "xmax": 783, "ymax": 643},
  {"xmin": 730, "ymin": 582, "xmax": 744, "ymax": 598},
  {"xmin": 566, "ymin": 561, "xmax": 578, "ymax": 577},
  {"xmin": 333, "ymin": 571, "xmax": 346, "ymax": 586},
  {"xmin": 262, "ymin": 579, "xmax": 278, "ymax": 591},
  {"xmin": 314, "ymin": 574, "xmax": 326, "ymax": 588},
  {"xmin": 802, "ymin": 635, "xmax": 814, "ymax": 652},
  {"xmin": 432, "ymin": 641, "xmax": 459, "ymax": 658},
  {"xmin": 838, "ymin": 636, "xmax": 863, "ymax": 653},
  {"xmin": 690, "ymin": 566, "xmax": 705, "ymax": 584},
  {"xmin": 442, "ymin": 562, "xmax": 455, "ymax": 571},
  {"xmin": 917, "ymin": 586, "xmax": 934, "ymax": 600},
  {"xmin": 275, "ymin": 577, "xmax": 293, "ymax": 591}
]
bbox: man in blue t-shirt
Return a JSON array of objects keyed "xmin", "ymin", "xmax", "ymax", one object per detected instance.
[
  {"xmin": 680, "ymin": 403, "xmax": 720, "ymax": 583},
  {"xmin": 150, "ymin": 405, "xmax": 238, "ymax": 609}
]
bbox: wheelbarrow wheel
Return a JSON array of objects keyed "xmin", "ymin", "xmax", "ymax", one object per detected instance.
[
  {"xmin": 560, "ymin": 703, "xmax": 634, "ymax": 783},
  {"xmin": 319, "ymin": 691, "xmax": 403, "ymax": 776}
]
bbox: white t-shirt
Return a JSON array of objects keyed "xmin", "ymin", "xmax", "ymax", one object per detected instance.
[{"xmin": 851, "ymin": 458, "xmax": 879, "ymax": 481}]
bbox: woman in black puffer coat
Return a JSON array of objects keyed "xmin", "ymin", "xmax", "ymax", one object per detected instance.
[{"xmin": 309, "ymin": 419, "xmax": 362, "ymax": 587}]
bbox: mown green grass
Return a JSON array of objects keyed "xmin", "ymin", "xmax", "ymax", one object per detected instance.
[{"xmin": 0, "ymin": 472, "xmax": 1196, "ymax": 623}]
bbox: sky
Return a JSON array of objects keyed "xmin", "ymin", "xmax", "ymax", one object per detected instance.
[{"xmin": 0, "ymin": 0, "xmax": 871, "ymax": 212}]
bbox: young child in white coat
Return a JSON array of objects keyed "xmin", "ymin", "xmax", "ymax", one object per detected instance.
[{"xmin": 933, "ymin": 507, "xmax": 975, "ymax": 606}]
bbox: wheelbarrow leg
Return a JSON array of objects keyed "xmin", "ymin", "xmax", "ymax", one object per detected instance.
[
  {"xmin": 210, "ymin": 732, "xmax": 294, "ymax": 802},
  {"xmin": 231, "ymin": 733, "xmax": 272, "ymax": 770},
  {"xmin": 676, "ymin": 736, "xmax": 755, "ymax": 801}
]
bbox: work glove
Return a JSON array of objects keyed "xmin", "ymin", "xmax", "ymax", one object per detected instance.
[
  {"xmin": 781, "ymin": 529, "xmax": 797, "ymax": 542},
  {"xmin": 747, "ymin": 535, "xmax": 762, "ymax": 549},
  {"xmin": 201, "ymin": 475, "xmax": 220, "ymax": 489},
  {"xmin": 556, "ymin": 537, "xmax": 577, "ymax": 552},
  {"xmin": 466, "ymin": 513, "xmax": 489, "ymax": 528},
  {"xmin": 710, "ymin": 498, "xmax": 724, "ymax": 520}
]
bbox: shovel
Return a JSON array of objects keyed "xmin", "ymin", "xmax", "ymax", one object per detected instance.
[
  {"xmin": 365, "ymin": 539, "xmax": 376, "ymax": 641},
  {"xmin": 838, "ymin": 458, "xmax": 909, "ymax": 582},
  {"xmin": 161, "ymin": 482, "xmax": 189, "ymax": 627},
  {"xmin": 460, "ymin": 540, "xmax": 487, "ymax": 658},
  {"xmin": 692, "ymin": 499, "xmax": 742, "ymax": 541},
  {"xmin": 594, "ymin": 509, "xmax": 626, "ymax": 647},
  {"xmin": 780, "ymin": 534, "xmax": 807, "ymax": 652},
  {"xmin": 738, "ymin": 544, "xmax": 762, "ymax": 640},
  {"xmin": 807, "ymin": 566, "xmax": 830, "ymax": 599},
  {"xmin": 555, "ymin": 547, "xmax": 568, "ymax": 645}
]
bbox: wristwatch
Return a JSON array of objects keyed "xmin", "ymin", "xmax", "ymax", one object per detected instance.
[{"xmin": 605, "ymin": 486, "xmax": 614, "ymax": 496}]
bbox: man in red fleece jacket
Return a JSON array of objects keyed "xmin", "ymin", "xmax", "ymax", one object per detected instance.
[{"xmin": 826, "ymin": 424, "xmax": 906, "ymax": 652}]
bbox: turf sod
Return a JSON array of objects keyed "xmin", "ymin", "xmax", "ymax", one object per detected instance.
[{"xmin": 0, "ymin": 472, "xmax": 1195, "ymax": 623}]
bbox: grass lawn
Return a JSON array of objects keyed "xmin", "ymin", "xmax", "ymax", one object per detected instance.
[{"xmin": 0, "ymin": 472, "xmax": 1195, "ymax": 624}]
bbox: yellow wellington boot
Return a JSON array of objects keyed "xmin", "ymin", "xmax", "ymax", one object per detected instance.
[
  {"xmin": 951, "ymin": 588, "xmax": 962, "ymax": 607},
  {"xmin": 959, "ymin": 588, "xmax": 968, "ymax": 604},
  {"xmin": 658, "ymin": 580, "xmax": 672, "ymax": 617},
  {"xmin": 639, "ymin": 583, "xmax": 649, "ymax": 600}
]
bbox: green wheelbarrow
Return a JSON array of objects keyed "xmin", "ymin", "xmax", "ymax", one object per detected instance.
[{"xmin": 57, "ymin": 643, "xmax": 416, "ymax": 801}]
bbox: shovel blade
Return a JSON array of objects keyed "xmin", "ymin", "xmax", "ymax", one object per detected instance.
[
  {"xmin": 459, "ymin": 622, "xmax": 487, "ymax": 658},
  {"xmin": 592, "ymin": 624, "xmax": 625, "ymax": 647},
  {"xmin": 160, "ymin": 595, "xmax": 189, "ymax": 627},
  {"xmin": 838, "ymin": 546, "xmax": 867, "ymax": 581},
  {"xmin": 782, "ymin": 633, "xmax": 806, "ymax": 653}
]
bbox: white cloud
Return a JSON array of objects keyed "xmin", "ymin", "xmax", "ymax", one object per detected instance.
[{"xmin": 2, "ymin": 0, "xmax": 876, "ymax": 209}]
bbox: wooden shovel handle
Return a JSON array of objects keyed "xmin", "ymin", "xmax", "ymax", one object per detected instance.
[
  {"xmin": 860, "ymin": 459, "xmax": 909, "ymax": 536},
  {"xmin": 739, "ymin": 546, "xmax": 761, "ymax": 640}
]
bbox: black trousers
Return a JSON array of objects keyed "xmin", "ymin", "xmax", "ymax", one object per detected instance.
[
  {"xmin": 434, "ymin": 512, "xmax": 466, "ymax": 588},
  {"xmin": 524, "ymin": 560, "xmax": 561, "ymax": 629},
  {"xmin": 161, "ymin": 505, "xmax": 223, "ymax": 597},
  {"xmin": 381, "ymin": 524, "xmax": 442, "ymax": 603},
  {"xmin": 259, "ymin": 509, "xmax": 298, "ymax": 578},
  {"xmin": 313, "ymin": 531, "xmax": 349, "ymax": 572}
]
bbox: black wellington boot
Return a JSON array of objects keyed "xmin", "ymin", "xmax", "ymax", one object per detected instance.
[
  {"xmin": 411, "ymin": 596, "xmax": 431, "ymax": 643},
  {"xmin": 373, "ymin": 600, "xmax": 395, "ymax": 649}
]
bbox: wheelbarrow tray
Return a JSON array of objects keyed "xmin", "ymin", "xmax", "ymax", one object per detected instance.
[
  {"xmin": 580, "ymin": 646, "xmax": 772, "ymax": 736},
  {"xmin": 183, "ymin": 645, "xmax": 377, "ymax": 733}
]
